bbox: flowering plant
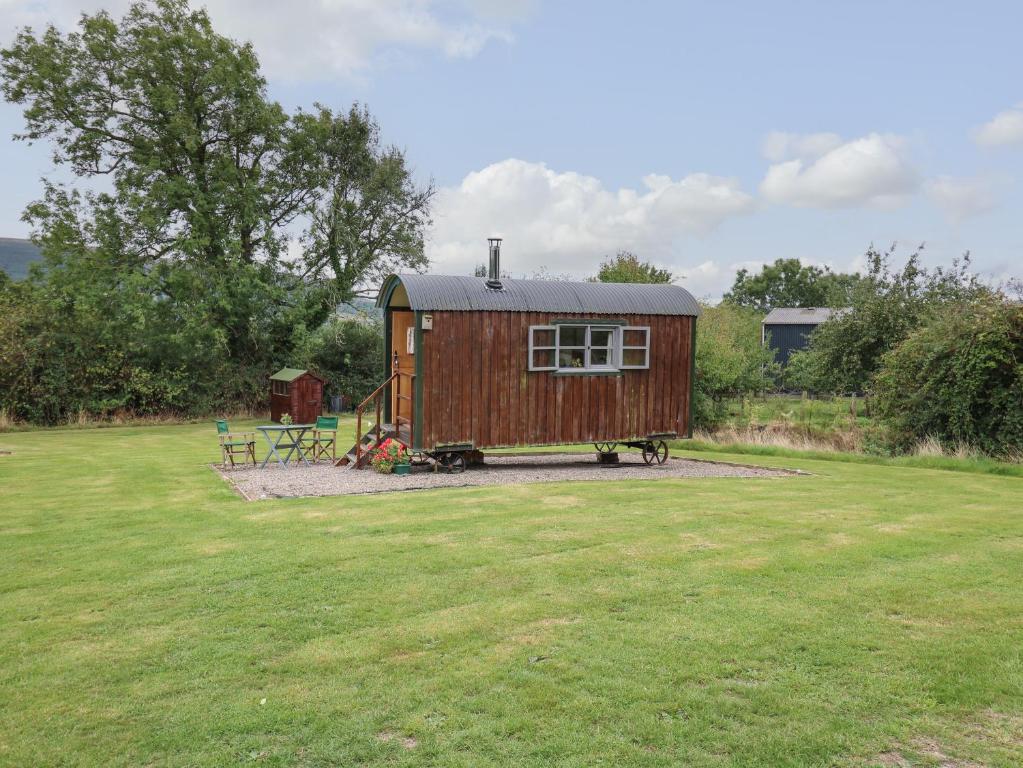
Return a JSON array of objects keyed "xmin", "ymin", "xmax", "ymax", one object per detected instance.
[
  {"xmin": 370, "ymin": 438, "xmax": 409, "ymax": 474},
  {"xmin": 280, "ymin": 413, "xmax": 293, "ymax": 426}
]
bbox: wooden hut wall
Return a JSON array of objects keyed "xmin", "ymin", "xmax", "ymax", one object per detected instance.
[{"xmin": 417, "ymin": 311, "xmax": 693, "ymax": 450}]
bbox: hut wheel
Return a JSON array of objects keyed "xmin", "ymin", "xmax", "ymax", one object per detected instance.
[
  {"xmin": 440, "ymin": 451, "xmax": 466, "ymax": 474},
  {"xmin": 642, "ymin": 440, "xmax": 669, "ymax": 465},
  {"xmin": 594, "ymin": 442, "xmax": 618, "ymax": 454},
  {"xmin": 409, "ymin": 451, "xmax": 430, "ymax": 466}
]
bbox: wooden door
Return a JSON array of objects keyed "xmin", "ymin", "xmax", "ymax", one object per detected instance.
[
  {"xmin": 298, "ymin": 378, "xmax": 321, "ymax": 424},
  {"xmin": 391, "ymin": 311, "xmax": 415, "ymax": 426}
]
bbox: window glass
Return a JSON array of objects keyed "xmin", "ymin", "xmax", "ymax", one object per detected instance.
[
  {"xmin": 590, "ymin": 348, "xmax": 611, "ymax": 366},
  {"xmin": 590, "ymin": 328, "xmax": 614, "ymax": 348},
  {"xmin": 532, "ymin": 328, "xmax": 555, "ymax": 347},
  {"xmin": 559, "ymin": 325, "xmax": 586, "ymax": 346},
  {"xmin": 532, "ymin": 349, "xmax": 555, "ymax": 368},
  {"xmin": 623, "ymin": 329, "xmax": 646, "ymax": 347},
  {"xmin": 623, "ymin": 348, "xmax": 647, "ymax": 367},
  {"xmin": 559, "ymin": 348, "xmax": 586, "ymax": 368}
]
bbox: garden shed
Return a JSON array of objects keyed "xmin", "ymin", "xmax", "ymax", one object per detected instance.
[
  {"xmin": 269, "ymin": 368, "xmax": 324, "ymax": 424},
  {"xmin": 338, "ymin": 240, "xmax": 700, "ymax": 469},
  {"xmin": 762, "ymin": 307, "xmax": 846, "ymax": 366}
]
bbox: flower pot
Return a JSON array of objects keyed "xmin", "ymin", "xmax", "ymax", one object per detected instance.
[{"xmin": 393, "ymin": 463, "xmax": 412, "ymax": 476}]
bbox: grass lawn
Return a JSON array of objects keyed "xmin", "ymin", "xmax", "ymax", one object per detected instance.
[{"xmin": 2, "ymin": 422, "xmax": 1022, "ymax": 767}]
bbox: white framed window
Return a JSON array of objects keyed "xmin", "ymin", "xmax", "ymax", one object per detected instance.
[
  {"xmin": 528, "ymin": 326, "xmax": 557, "ymax": 371},
  {"xmin": 528, "ymin": 323, "xmax": 650, "ymax": 372},
  {"xmin": 620, "ymin": 326, "xmax": 650, "ymax": 369}
]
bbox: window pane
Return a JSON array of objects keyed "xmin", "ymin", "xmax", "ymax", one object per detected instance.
[
  {"xmin": 559, "ymin": 326, "xmax": 586, "ymax": 346},
  {"xmin": 559, "ymin": 348, "xmax": 586, "ymax": 368},
  {"xmin": 590, "ymin": 328, "xmax": 614, "ymax": 348},
  {"xmin": 623, "ymin": 329, "xmax": 647, "ymax": 347},
  {"xmin": 623, "ymin": 348, "xmax": 648, "ymax": 367},
  {"xmin": 590, "ymin": 348, "xmax": 611, "ymax": 366},
  {"xmin": 532, "ymin": 328, "xmax": 555, "ymax": 347},
  {"xmin": 532, "ymin": 349, "xmax": 555, "ymax": 368}
]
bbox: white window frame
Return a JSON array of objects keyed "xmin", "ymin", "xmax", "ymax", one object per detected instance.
[
  {"xmin": 582, "ymin": 325, "xmax": 617, "ymax": 371},
  {"xmin": 528, "ymin": 325, "xmax": 558, "ymax": 371},
  {"xmin": 528, "ymin": 323, "xmax": 651, "ymax": 372},
  {"xmin": 556, "ymin": 324, "xmax": 589, "ymax": 371},
  {"xmin": 620, "ymin": 326, "xmax": 650, "ymax": 369}
]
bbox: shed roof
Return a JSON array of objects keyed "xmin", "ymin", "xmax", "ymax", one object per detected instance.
[
  {"xmin": 270, "ymin": 367, "xmax": 310, "ymax": 382},
  {"xmin": 762, "ymin": 307, "xmax": 848, "ymax": 325},
  {"xmin": 378, "ymin": 274, "xmax": 701, "ymax": 316}
]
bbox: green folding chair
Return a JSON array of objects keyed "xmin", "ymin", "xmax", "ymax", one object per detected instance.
[
  {"xmin": 216, "ymin": 420, "xmax": 256, "ymax": 468},
  {"xmin": 302, "ymin": 415, "xmax": 338, "ymax": 462}
]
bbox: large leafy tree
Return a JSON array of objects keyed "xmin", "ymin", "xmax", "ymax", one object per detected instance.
[
  {"xmin": 1, "ymin": 0, "xmax": 316, "ymax": 268},
  {"xmin": 297, "ymin": 104, "xmax": 434, "ymax": 302},
  {"xmin": 0, "ymin": 0, "xmax": 434, "ymax": 423},
  {"xmin": 723, "ymin": 258, "xmax": 862, "ymax": 310},
  {"xmin": 591, "ymin": 250, "xmax": 674, "ymax": 284}
]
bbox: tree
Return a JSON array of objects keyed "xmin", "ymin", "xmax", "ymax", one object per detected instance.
[
  {"xmin": 787, "ymin": 245, "xmax": 988, "ymax": 394},
  {"xmin": 723, "ymin": 258, "xmax": 862, "ymax": 311},
  {"xmin": 693, "ymin": 303, "xmax": 779, "ymax": 427},
  {"xmin": 591, "ymin": 251, "xmax": 673, "ymax": 284},
  {"xmin": 297, "ymin": 104, "xmax": 434, "ymax": 303},
  {"xmin": 872, "ymin": 296, "xmax": 1023, "ymax": 456},
  {"xmin": 0, "ymin": 0, "xmax": 431, "ymax": 424},
  {"xmin": 1, "ymin": 0, "xmax": 315, "ymax": 269}
]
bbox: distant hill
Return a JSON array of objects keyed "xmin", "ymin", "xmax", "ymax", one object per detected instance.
[{"xmin": 0, "ymin": 238, "xmax": 42, "ymax": 280}]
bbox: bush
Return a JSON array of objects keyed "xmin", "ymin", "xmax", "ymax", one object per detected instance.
[
  {"xmin": 872, "ymin": 297, "xmax": 1023, "ymax": 456},
  {"xmin": 293, "ymin": 313, "xmax": 384, "ymax": 409},
  {"xmin": 792, "ymin": 245, "xmax": 987, "ymax": 394}
]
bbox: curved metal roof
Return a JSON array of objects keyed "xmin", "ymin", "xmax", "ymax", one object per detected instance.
[{"xmin": 378, "ymin": 274, "xmax": 701, "ymax": 316}]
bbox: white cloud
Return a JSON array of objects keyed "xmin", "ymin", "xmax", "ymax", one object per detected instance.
[
  {"xmin": 924, "ymin": 175, "xmax": 1001, "ymax": 223},
  {"xmin": 427, "ymin": 159, "xmax": 755, "ymax": 278},
  {"xmin": 760, "ymin": 132, "xmax": 919, "ymax": 209},
  {"xmin": 974, "ymin": 103, "xmax": 1023, "ymax": 148},
  {"xmin": 0, "ymin": 0, "xmax": 518, "ymax": 80},
  {"xmin": 761, "ymin": 131, "xmax": 842, "ymax": 163}
]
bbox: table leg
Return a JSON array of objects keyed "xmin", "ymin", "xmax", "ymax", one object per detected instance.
[
  {"xmin": 259, "ymin": 430, "xmax": 274, "ymax": 469},
  {"xmin": 261, "ymin": 430, "xmax": 288, "ymax": 469},
  {"xmin": 294, "ymin": 428, "xmax": 311, "ymax": 467}
]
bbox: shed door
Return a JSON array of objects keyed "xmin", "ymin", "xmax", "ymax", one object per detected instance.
[{"xmin": 299, "ymin": 378, "xmax": 321, "ymax": 424}]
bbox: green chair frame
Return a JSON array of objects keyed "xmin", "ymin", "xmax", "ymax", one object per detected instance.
[
  {"xmin": 216, "ymin": 419, "xmax": 256, "ymax": 468},
  {"xmin": 302, "ymin": 415, "xmax": 339, "ymax": 463}
]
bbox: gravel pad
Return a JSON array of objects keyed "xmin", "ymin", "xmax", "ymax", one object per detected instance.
[{"xmin": 217, "ymin": 452, "xmax": 793, "ymax": 500}]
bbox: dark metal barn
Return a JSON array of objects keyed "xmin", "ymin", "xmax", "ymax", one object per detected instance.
[{"xmin": 762, "ymin": 307, "xmax": 846, "ymax": 365}]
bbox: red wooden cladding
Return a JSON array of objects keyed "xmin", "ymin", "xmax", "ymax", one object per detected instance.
[{"xmin": 416, "ymin": 311, "xmax": 693, "ymax": 450}]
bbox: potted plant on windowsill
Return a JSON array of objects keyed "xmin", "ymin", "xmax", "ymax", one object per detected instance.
[{"xmin": 370, "ymin": 439, "xmax": 411, "ymax": 475}]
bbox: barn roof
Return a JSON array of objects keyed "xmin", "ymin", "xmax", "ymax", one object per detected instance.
[
  {"xmin": 762, "ymin": 307, "xmax": 848, "ymax": 325},
  {"xmin": 378, "ymin": 274, "xmax": 701, "ymax": 316}
]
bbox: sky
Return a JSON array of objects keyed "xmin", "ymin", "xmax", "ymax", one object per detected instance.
[{"xmin": 2, "ymin": 0, "xmax": 1023, "ymax": 299}]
